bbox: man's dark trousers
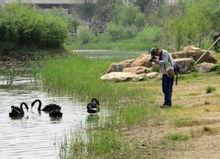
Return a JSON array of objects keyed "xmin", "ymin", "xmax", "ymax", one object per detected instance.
[{"xmin": 162, "ymin": 74, "xmax": 174, "ymax": 106}]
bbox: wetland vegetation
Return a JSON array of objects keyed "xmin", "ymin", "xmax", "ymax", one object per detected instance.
[{"xmin": 0, "ymin": 0, "xmax": 219, "ymax": 158}]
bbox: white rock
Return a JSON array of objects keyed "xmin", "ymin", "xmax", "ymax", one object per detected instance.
[
  {"xmin": 195, "ymin": 62, "xmax": 215, "ymax": 73},
  {"xmin": 122, "ymin": 66, "xmax": 151, "ymax": 74},
  {"xmin": 100, "ymin": 72, "xmax": 144, "ymax": 82},
  {"xmin": 146, "ymin": 72, "xmax": 160, "ymax": 79}
]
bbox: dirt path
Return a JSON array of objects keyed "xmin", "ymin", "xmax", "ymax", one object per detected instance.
[{"xmin": 122, "ymin": 72, "xmax": 220, "ymax": 158}]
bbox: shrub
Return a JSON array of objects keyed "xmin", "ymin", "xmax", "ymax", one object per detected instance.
[
  {"xmin": 116, "ymin": 4, "xmax": 145, "ymax": 29},
  {"xmin": 210, "ymin": 64, "xmax": 220, "ymax": 72},
  {"xmin": 0, "ymin": 3, "xmax": 69, "ymax": 53},
  {"xmin": 105, "ymin": 22, "xmax": 137, "ymax": 41},
  {"xmin": 165, "ymin": 133, "xmax": 190, "ymax": 141},
  {"xmin": 105, "ymin": 22, "xmax": 123, "ymax": 41},
  {"xmin": 78, "ymin": 26, "xmax": 92, "ymax": 44},
  {"xmin": 206, "ymin": 86, "xmax": 216, "ymax": 93},
  {"xmin": 122, "ymin": 26, "xmax": 138, "ymax": 39},
  {"xmin": 134, "ymin": 26, "xmax": 162, "ymax": 49}
]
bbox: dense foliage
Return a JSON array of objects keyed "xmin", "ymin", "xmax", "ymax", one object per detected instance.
[
  {"xmin": 0, "ymin": 4, "xmax": 69, "ymax": 53},
  {"xmin": 0, "ymin": 1, "xmax": 219, "ymax": 52},
  {"xmin": 70, "ymin": 0, "xmax": 220, "ymax": 50}
]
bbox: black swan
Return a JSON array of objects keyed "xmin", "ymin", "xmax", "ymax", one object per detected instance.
[
  {"xmin": 49, "ymin": 109, "xmax": 63, "ymax": 118},
  {"xmin": 31, "ymin": 99, "xmax": 61, "ymax": 112},
  {"xmin": 87, "ymin": 98, "xmax": 100, "ymax": 114},
  {"xmin": 9, "ymin": 102, "xmax": 29, "ymax": 118}
]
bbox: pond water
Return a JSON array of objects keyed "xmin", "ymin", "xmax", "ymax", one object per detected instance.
[
  {"xmin": 0, "ymin": 69, "xmax": 88, "ymax": 159},
  {"xmin": 73, "ymin": 50, "xmax": 145, "ymax": 60}
]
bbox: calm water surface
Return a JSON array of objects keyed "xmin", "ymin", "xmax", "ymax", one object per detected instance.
[
  {"xmin": 0, "ymin": 71, "xmax": 88, "ymax": 159},
  {"xmin": 73, "ymin": 50, "xmax": 144, "ymax": 60}
]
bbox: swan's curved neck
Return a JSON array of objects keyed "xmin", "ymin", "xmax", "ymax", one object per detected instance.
[
  {"xmin": 20, "ymin": 102, "xmax": 28, "ymax": 111},
  {"xmin": 32, "ymin": 99, "xmax": 42, "ymax": 111}
]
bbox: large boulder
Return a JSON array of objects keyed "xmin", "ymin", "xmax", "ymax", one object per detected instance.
[
  {"xmin": 100, "ymin": 72, "xmax": 144, "ymax": 82},
  {"xmin": 173, "ymin": 58, "xmax": 195, "ymax": 73},
  {"xmin": 122, "ymin": 66, "xmax": 151, "ymax": 74},
  {"xmin": 130, "ymin": 54, "xmax": 152, "ymax": 67},
  {"xmin": 145, "ymin": 72, "xmax": 160, "ymax": 79},
  {"xmin": 172, "ymin": 46, "xmax": 217, "ymax": 64},
  {"xmin": 195, "ymin": 62, "xmax": 215, "ymax": 73},
  {"xmin": 106, "ymin": 59, "xmax": 135, "ymax": 73}
]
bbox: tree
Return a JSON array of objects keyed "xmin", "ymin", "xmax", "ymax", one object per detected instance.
[
  {"xmin": 75, "ymin": 0, "xmax": 95, "ymax": 22},
  {"xmin": 78, "ymin": 26, "xmax": 92, "ymax": 44},
  {"xmin": 116, "ymin": 4, "xmax": 145, "ymax": 29}
]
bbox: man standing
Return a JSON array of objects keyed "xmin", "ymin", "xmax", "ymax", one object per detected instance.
[{"xmin": 150, "ymin": 47, "xmax": 174, "ymax": 108}]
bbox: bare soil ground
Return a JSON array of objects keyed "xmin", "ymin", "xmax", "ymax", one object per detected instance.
[{"xmin": 122, "ymin": 72, "xmax": 220, "ymax": 159}]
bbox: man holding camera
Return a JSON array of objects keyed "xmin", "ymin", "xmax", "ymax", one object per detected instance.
[{"xmin": 150, "ymin": 47, "xmax": 174, "ymax": 108}]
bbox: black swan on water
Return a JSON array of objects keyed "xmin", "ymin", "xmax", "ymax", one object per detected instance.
[
  {"xmin": 9, "ymin": 102, "xmax": 29, "ymax": 118},
  {"xmin": 87, "ymin": 98, "xmax": 100, "ymax": 114},
  {"xmin": 49, "ymin": 109, "xmax": 63, "ymax": 118},
  {"xmin": 31, "ymin": 99, "xmax": 61, "ymax": 112}
]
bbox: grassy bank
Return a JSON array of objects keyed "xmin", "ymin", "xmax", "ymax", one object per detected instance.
[
  {"xmin": 41, "ymin": 54, "xmax": 220, "ymax": 158},
  {"xmin": 41, "ymin": 55, "xmax": 157, "ymax": 106},
  {"xmin": 41, "ymin": 55, "xmax": 161, "ymax": 158}
]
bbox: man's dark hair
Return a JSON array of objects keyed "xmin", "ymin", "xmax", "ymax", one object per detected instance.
[{"xmin": 150, "ymin": 46, "xmax": 159, "ymax": 59}]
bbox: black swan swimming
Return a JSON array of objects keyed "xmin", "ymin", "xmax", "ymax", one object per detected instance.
[
  {"xmin": 9, "ymin": 102, "xmax": 29, "ymax": 118},
  {"xmin": 49, "ymin": 109, "xmax": 63, "ymax": 118},
  {"xmin": 87, "ymin": 98, "xmax": 100, "ymax": 113},
  {"xmin": 31, "ymin": 99, "xmax": 61, "ymax": 112}
]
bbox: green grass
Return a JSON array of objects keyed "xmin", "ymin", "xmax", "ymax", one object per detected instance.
[
  {"xmin": 160, "ymin": 133, "xmax": 190, "ymax": 151},
  {"xmin": 67, "ymin": 127, "xmax": 120, "ymax": 159},
  {"xmin": 165, "ymin": 133, "xmax": 190, "ymax": 141},
  {"xmin": 173, "ymin": 118, "xmax": 200, "ymax": 127},
  {"xmin": 41, "ymin": 55, "xmax": 155, "ymax": 107},
  {"xmin": 216, "ymin": 53, "xmax": 220, "ymax": 61},
  {"xmin": 206, "ymin": 86, "xmax": 216, "ymax": 93},
  {"xmin": 118, "ymin": 104, "xmax": 159, "ymax": 126},
  {"xmin": 210, "ymin": 64, "xmax": 220, "ymax": 73}
]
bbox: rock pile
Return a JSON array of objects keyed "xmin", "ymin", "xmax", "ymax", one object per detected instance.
[
  {"xmin": 101, "ymin": 46, "xmax": 218, "ymax": 82},
  {"xmin": 172, "ymin": 46, "xmax": 217, "ymax": 64}
]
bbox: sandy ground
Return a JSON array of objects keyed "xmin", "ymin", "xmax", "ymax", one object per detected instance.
[{"xmin": 122, "ymin": 72, "xmax": 220, "ymax": 159}]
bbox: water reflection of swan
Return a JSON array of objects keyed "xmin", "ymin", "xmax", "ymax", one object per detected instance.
[
  {"xmin": 9, "ymin": 102, "xmax": 29, "ymax": 118},
  {"xmin": 87, "ymin": 98, "xmax": 100, "ymax": 114},
  {"xmin": 86, "ymin": 114, "xmax": 100, "ymax": 123},
  {"xmin": 31, "ymin": 99, "xmax": 61, "ymax": 112}
]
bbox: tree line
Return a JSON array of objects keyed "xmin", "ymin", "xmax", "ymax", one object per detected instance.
[
  {"xmin": 72, "ymin": 0, "xmax": 220, "ymax": 50},
  {"xmin": 0, "ymin": 0, "xmax": 219, "ymax": 53}
]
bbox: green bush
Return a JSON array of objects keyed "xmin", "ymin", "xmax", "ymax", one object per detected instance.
[
  {"xmin": 210, "ymin": 64, "xmax": 220, "ymax": 72},
  {"xmin": 206, "ymin": 86, "xmax": 216, "ymax": 93},
  {"xmin": 105, "ymin": 22, "xmax": 138, "ymax": 41},
  {"xmin": 165, "ymin": 133, "xmax": 190, "ymax": 141},
  {"xmin": 135, "ymin": 26, "xmax": 162, "ymax": 47},
  {"xmin": 116, "ymin": 4, "xmax": 145, "ymax": 29},
  {"xmin": 0, "ymin": 3, "xmax": 69, "ymax": 53},
  {"xmin": 122, "ymin": 26, "xmax": 138, "ymax": 39},
  {"xmin": 105, "ymin": 22, "xmax": 123, "ymax": 41},
  {"xmin": 78, "ymin": 26, "xmax": 92, "ymax": 44}
]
